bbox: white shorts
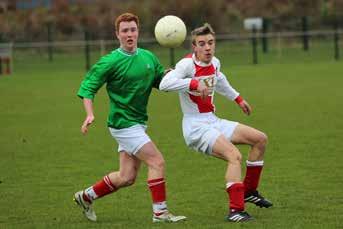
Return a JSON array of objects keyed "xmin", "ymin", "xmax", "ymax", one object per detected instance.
[
  {"xmin": 108, "ymin": 124, "xmax": 151, "ymax": 155},
  {"xmin": 182, "ymin": 113, "xmax": 238, "ymax": 155}
]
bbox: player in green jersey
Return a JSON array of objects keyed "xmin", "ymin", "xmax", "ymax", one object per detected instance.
[{"xmin": 73, "ymin": 13, "xmax": 186, "ymax": 223}]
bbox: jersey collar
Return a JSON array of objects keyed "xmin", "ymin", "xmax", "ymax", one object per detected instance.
[{"xmin": 118, "ymin": 47, "xmax": 138, "ymax": 56}]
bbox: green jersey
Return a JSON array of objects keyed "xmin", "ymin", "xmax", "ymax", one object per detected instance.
[{"xmin": 77, "ymin": 48, "xmax": 164, "ymax": 129}]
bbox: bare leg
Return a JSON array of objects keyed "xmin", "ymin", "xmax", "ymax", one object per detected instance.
[
  {"xmin": 231, "ymin": 124, "xmax": 268, "ymax": 161},
  {"xmin": 134, "ymin": 141, "xmax": 186, "ymax": 222},
  {"xmin": 211, "ymin": 134, "xmax": 245, "ymax": 215},
  {"xmin": 212, "ymin": 135, "xmax": 242, "ymax": 182},
  {"xmin": 74, "ymin": 152, "xmax": 140, "ymax": 222},
  {"xmin": 135, "ymin": 141, "xmax": 165, "ymax": 180},
  {"xmin": 108, "ymin": 152, "xmax": 141, "ymax": 188},
  {"xmin": 230, "ymin": 124, "xmax": 272, "ymax": 208}
]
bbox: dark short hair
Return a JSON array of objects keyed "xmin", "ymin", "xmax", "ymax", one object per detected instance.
[
  {"xmin": 191, "ymin": 23, "xmax": 215, "ymax": 45},
  {"xmin": 115, "ymin": 13, "xmax": 139, "ymax": 32}
]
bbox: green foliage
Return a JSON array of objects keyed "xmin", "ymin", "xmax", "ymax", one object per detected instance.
[{"xmin": 2, "ymin": 0, "xmax": 343, "ymax": 42}]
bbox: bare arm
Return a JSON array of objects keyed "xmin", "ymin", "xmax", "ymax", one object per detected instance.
[{"xmin": 81, "ymin": 98, "xmax": 95, "ymax": 135}]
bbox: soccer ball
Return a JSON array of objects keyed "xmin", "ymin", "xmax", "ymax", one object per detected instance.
[{"xmin": 154, "ymin": 15, "xmax": 187, "ymax": 48}]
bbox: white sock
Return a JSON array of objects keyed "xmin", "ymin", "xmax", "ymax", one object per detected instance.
[
  {"xmin": 85, "ymin": 187, "xmax": 98, "ymax": 201},
  {"xmin": 246, "ymin": 160, "xmax": 264, "ymax": 167},
  {"xmin": 153, "ymin": 201, "xmax": 167, "ymax": 215},
  {"xmin": 226, "ymin": 182, "xmax": 235, "ymax": 189}
]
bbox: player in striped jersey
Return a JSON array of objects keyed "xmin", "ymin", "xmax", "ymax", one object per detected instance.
[
  {"xmin": 73, "ymin": 13, "xmax": 186, "ymax": 223},
  {"xmin": 159, "ymin": 23, "xmax": 272, "ymax": 222}
]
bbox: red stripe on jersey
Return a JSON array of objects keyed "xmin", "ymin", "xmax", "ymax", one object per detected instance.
[
  {"xmin": 194, "ymin": 63, "xmax": 216, "ymax": 77},
  {"xmin": 189, "ymin": 95, "xmax": 214, "ymax": 112},
  {"xmin": 189, "ymin": 62, "xmax": 216, "ymax": 112}
]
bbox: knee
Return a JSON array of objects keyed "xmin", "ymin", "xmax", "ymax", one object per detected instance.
[
  {"xmin": 258, "ymin": 132, "xmax": 268, "ymax": 147},
  {"xmin": 226, "ymin": 150, "xmax": 242, "ymax": 165},
  {"xmin": 144, "ymin": 155, "xmax": 165, "ymax": 173},
  {"xmin": 119, "ymin": 174, "xmax": 137, "ymax": 187},
  {"xmin": 151, "ymin": 157, "xmax": 165, "ymax": 172},
  {"xmin": 124, "ymin": 176, "xmax": 136, "ymax": 186}
]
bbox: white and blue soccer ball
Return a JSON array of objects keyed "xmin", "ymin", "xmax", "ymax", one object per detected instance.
[{"xmin": 154, "ymin": 15, "xmax": 187, "ymax": 48}]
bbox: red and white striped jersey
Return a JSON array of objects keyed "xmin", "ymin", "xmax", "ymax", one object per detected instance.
[{"xmin": 159, "ymin": 53, "xmax": 240, "ymax": 115}]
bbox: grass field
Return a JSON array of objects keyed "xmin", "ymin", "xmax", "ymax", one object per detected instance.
[{"xmin": 1, "ymin": 49, "xmax": 343, "ymax": 228}]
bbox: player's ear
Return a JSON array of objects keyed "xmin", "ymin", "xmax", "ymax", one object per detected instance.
[{"xmin": 192, "ymin": 43, "xmax": 197, "ymax": 51}]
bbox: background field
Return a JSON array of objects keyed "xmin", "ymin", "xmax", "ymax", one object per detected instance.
[{"xmin": 1, "ymin": 46, "xmax": 343, "ymax": 228}]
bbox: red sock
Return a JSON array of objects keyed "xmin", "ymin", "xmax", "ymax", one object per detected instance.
[
  {"xmin": 226, "ymin": 183, "xmax": 245, "ymax": 212},
  {"xmin": 84, "ymin": 175, "xmax": 117, "ymax": 202},
  {"xmin": 148, "ymin": 178, "xmax": 166, "ymax": 203},
  {"xmin": 243, "ymin": 165, "xmax": 263, "ymax": 194}
]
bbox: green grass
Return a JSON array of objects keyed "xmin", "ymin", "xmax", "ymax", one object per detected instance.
[{"xmin": 1, "ymin": 50, "xmax": 343, "ymax": 228}]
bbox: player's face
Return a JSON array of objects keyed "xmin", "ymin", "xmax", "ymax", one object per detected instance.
[
  {"xmin": 193, "ymin": 34, "xmax": 215, "ymax": 64},
  {"xmin": 116, "ymin": 21, "xmax": 138, "ymax": 52}
]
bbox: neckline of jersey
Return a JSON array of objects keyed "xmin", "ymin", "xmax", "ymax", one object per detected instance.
[{"xmin": 117, "ymin": 48, "xmax": 139, "ymax": 56}]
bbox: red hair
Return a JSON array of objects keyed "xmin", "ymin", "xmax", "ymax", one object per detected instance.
[{"xmin": 115, "ymin": 13, "xmax": 139, "ymax": 32}]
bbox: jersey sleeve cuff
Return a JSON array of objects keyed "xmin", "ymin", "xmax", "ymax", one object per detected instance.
[
  {"xmin": 234, "ymin": 95, "xmax": 244, "ymax": 104},
  {"xmin": 189, "ymin": 79, "xmax": 199, "ymax": 90},
  {"xmin": 77, "ymin": 90, "xmax": 95, "ymax": 100}
]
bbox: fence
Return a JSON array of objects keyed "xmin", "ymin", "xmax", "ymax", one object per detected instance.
[{"xmin": 3, "ymin": 29, "xmax": 342, "ymax": 75}]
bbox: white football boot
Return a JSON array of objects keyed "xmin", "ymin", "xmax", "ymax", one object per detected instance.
[
  {"xmin": 152, "ymin": 211, "xmax": 187, "ymax": 223},
  {"xmin": 73, "ymin": 191, "xmax": 97, "ymax": 222}
]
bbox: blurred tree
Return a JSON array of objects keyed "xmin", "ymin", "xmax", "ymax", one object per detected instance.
[
  {"xmin": 322, "ymin": 0, "xmax": 343, "ymax": 24},
  {"xmin": 95, "ymin": 0, "xmax": 118, "ymax": 39},
  {"xmin": 290, "ymin": 0, "xmax": 322, "ymax": 16},
  {"xmin": 0, "ymin": 0, "xmax": 341, "ymax": 42},
  {"xmin": 52, "ymin": 0, "xmax": 77, "ymax": 37},
  {"xmin": 24, "ymin": 10, "xmax": 44, "ymax": 41}
]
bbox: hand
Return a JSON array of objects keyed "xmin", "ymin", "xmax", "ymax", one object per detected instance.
[
  {"xmin": 197, "ymin": 82, "xmax": 210, "ymax": 100},
  {"xmin": 238, "ymin": 100, "xmax": 252, "ymax": 115},
  {"xmin": 81, "ymin": 115, "xmax": 95, "ymax": 135}
]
